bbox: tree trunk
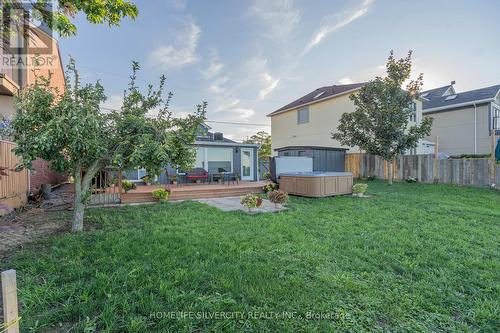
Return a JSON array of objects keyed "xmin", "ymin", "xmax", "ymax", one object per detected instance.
[
  {"xmin": 388, "ymin": 160, "xmax": 394, "ymax": 185},
  {"xmin": 72, "ymin": 168, "xmax": 84, "ymax": 232},
  {"xmin": 72, "ymin": 161, "xmax": 101, "ymax": 232}
]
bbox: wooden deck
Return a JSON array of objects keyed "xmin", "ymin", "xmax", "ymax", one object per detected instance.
[{"xmin": 121, "ymin": 181, "xmax": 268, "ymax": 204}]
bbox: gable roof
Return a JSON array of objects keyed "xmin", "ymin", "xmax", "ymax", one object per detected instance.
[
  {"xmin": 267, "ymin": 82, "xmax": 366, "ymax": 117},
  {"xmin": 422, "ymin": 84, "xmax": 500, "ymax": 112}
]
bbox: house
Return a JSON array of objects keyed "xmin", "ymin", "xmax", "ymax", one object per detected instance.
[
  {"xmin": 124, "ymin": 123, "xmax": 260, "ymax": 182},
  {"xmin": 267, "ymin": 83, "xmax": 433, "ymax": 171},
  {"xmin": 0, "ymin": 23, "xmax": 67, "ymax": 194},
  {"xmin": 421, "ymin": 82, "xmax": 500, "ymax": 155}
]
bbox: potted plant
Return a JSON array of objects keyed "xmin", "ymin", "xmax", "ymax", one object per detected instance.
[
  {"xmin": 122, "ymin": 180, "xmax": 136, "ymax": 193},
  {"xmin": 240, "ymin": 193, "xmax": 262, "ymax": 212},
  {"xmin": 152, "ymin": 188, "xmax": 169, "ymax": 203},
  {"xmin": 263, "ymin": 182, "xmax": 278, "ymax": 193},
  {"xmin": 352, "ymin": 183, "xmax": 368, "ymax": 197},
  {"xmin": 268, "ymin": 190, "xmax": 288, "ymax": 208}
]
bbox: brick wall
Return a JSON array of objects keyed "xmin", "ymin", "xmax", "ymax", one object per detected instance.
[{"xmin": 30, "ymin": 158, "xmax": 67, "ymax": 193}]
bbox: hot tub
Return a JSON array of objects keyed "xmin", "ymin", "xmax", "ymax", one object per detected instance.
[{"xmin": 279, "ymin": 172, "xmax": 353, "ymax": 197}]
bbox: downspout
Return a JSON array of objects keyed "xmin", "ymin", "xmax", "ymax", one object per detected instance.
[{"xmin": 473, "ymin": 103, "xmax": 477, "ymax": 154}]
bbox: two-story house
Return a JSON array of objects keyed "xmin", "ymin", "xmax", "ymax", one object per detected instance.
[
  {"xmin": 421, "ymin": 82, "xmax": 500, "ymax": 156},
  {"xmin": 267, "ymin": 83, "xmax": 434, "ymax": 171}
]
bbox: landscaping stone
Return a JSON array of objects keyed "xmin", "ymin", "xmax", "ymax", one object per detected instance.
[{"xmin": 195, "ymin": 196, "xmax": 286, "ymax": 213}]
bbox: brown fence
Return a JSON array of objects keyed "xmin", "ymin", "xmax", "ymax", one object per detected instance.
[
  {"xmin": 0, "ymin": 141, "xmax": 28, "ymax": 212},
  {"xmin": 346, "ymin": 153, "xmax": 500, "ymax": 188}
]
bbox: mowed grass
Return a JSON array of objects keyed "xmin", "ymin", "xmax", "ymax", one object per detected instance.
[{"xmin": 2, "ymin": 181, "xmax": 500, "ymax": 332}]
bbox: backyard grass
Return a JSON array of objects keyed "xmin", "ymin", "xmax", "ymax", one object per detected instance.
[{"xmin": 2, "ymin": 181, "xmax": 499, "ymax": 332}]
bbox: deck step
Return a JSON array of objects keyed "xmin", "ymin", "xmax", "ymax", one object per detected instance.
[{"xmin": 121, "ymin": 185, "xmax": 264, "ymax": 203}]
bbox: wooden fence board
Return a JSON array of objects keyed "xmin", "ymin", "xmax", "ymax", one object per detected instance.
[
  {"xmin": 345, "ymin": 153, "xmax": 498, "ymax": 189},
  {"xmin": 0, "ymin": 141, "xmax": 28, "ymax": 212}
]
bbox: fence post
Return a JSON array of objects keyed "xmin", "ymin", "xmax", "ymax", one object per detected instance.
[
  {"xmin": 433, "ymin": 136, "xmax": 439, "ymax": 183},
  {"xmin": 1, "ymin": 269, "xmax": 20, "ymax": 333},
  {"xmin": 492, "ymin": 131, "xmax": 497, "ymax": 185}
]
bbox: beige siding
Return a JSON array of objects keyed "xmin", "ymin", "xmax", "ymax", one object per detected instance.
[
  {"xmin": 425, "ymin": 104, "xmax": 491, "ymax": 155},
  {"xmin": 271, "ymin": 94, "xmax": 359, "ymax": 155}
]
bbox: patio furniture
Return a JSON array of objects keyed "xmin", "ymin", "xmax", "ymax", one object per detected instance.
[
  {"xmin": 224, "ymin": 172, "xmax": 239, "ymax": 185},
  {"xmin": 186, "ymin": 168, "xmax": 209, "ymax": 183},
  {"xmin": 210, "ymin": 172, "xmax": 225, "ymax": 184}
]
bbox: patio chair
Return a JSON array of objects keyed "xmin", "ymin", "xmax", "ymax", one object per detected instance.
[
  {"xmin": 224, "ymin": 172, "xmax": 239, "ymax": 185},
  {"xmin": 185, "ymin": 168, "xmax": 209, "ymax": 183}
]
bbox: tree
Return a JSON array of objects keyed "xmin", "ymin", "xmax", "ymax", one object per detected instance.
[
  {"xmin": 332, "ymin": 50, "xmax": 433, "ymax": 184},
  {"xmin": 2, "ymin": 0, "xmax": 138, "ymax": 38},
  {"xmin": 244, "ymin": 131, "xmax": 271, "ymax": 160},
  {"xmin": 11, "ymin": 60, "xmax": 205, "ymax": 231}
]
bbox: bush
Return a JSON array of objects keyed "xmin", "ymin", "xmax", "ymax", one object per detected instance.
[
  {"xmin": 262, "ymin": 172, "xmax": 271, "ymax": 180},
  {"xmin": 240, "ymin": 194, "xmax": 263, "ymax": 211},
  {"xmin": 268, "ymin": 190, "xmax": 288, "ymax": 207},
  {"xmin": 152, "ymin": 188, "xmax": 169, "ymax": 202},
  {"xmin": 366, "ymin": 175, "xmax": 377, "ymax": 181},
  {"xmin": 263, "ymin": 182, "xmax": 278, "ymax": 193},
  {"xmin": 406, "ymin": 177, "xmax": 417, "ymax": 183},
  {"xmin": 122, "ymin": 180, "xmax": 136, "ymax": 192},
  {"xmin": 352, "ymin": 183, "xmax": 368, "ymax": 196}
]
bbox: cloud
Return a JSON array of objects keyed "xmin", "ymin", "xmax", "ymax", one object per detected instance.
[
  {"xmin": 249, "ymin": 0, "xmax": 301, "ymax": 39},
  {"xmin": 202, "ymin": 49, "xmax": 224, "ymax": 79},
  {"xmin": 339, "ymin": 77, "xmax": 354, "ymax": 84},
  {"xmin": 304, "ymin": 0, "xmax": 374, "ymax": 54},
  {"xmin": 258, "ymin": 72, "xmax": 280, "ymax": 100},
  {"xmin": 149, "ymin": 18, "xmax": 201, "ymax": 70},
  {"xmin": 208, "ymin": 76, "xmax": 228, "ymax": 94}
]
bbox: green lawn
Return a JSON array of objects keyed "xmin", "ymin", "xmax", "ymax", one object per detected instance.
[{"xmin": 2, "ymin": 181, "xmax": 500, "ymax": 332}]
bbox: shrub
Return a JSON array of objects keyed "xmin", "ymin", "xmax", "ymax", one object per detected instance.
[
  {"xmin": 406, "ymin": 177, "xmax": 417, "ymax": 183},
  {"xmin": 240, "ymin": 194, "xmax": 263, "ymax": 211},
  {"xmin": 152, "ymin": 188, "xmax": 169, "ymax": 202},
  {"xmin": 262, "ymin": 172, "xmax": 271, "ymax": 180},
  {"xmin": 352, "ymin": 183, "xmax": 368, "ymax": 196},
  {"xmin": 268, "ymin": 190, "xmax": 288, "ymax": 207},
  {"xmin": 263, "ymin": 182, "xmax": 278, "ymax": 193},
  {"xmin": 366, "ymin": 175, "xmax": 377, "ymax": 181},
  {"xmin": 122, "ymin": 180, "xmax": 136, "ymax": 192}
]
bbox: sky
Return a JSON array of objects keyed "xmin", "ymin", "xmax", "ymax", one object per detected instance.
[{"xmin": 57, "ymin": 0, "xmax": 500, "ymax": 141}]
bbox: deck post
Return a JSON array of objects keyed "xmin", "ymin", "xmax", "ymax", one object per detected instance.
[{"xmin": 2, "ymin": 269, "xmax": 20, "ymax": 333}]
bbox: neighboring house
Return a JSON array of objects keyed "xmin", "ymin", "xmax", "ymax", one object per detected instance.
[
  {"xmin": 421, "ymin": 82, "xmax": 500, "ymax": 155},
  {"xmin": 267, "ymin": 83, "xmax": 433, "ymax": 169},
  {"xmin": 124, "ymin": 123, "xmax": 260, "ymax": 182},
  {"xmin": 0, "ymin": 24, "xmax": 67, "ymax": 193}
]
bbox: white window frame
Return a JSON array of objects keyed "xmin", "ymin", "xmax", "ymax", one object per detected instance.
[
  {"xmin": 196, "ymin": 147, "xmax": 234, "ymax": 173},
  {"xmin": 297, "ymin": 107, "xmax": 309, "ymax": 124}
]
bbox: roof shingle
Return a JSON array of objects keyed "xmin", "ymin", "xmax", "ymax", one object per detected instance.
[
  {"xmin": 422, "ymin": 84, "xmax": 500, "ymax": 111},
  {"xmin": 268, "ymin": 82, "xmax": 366, "ymax": 116}
]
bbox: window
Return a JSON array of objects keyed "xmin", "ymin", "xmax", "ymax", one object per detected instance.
[
  {"xmin": 297, "ymin": 107, "xmax": 309, "ymax": 124},
  {"xmin": 408, "ymin": 102, "xmax": 417, "ymax": 122},
  {"xmin": 494, "ymin": 106, "xmax": 500, "ymax": 131},
  {"xmin": 195, "ymin": 147, "xmax": 233, "ymax": 173},
  {"xmin": 207, "ymin": 148, "xmax": 232, "ymax": 173}
]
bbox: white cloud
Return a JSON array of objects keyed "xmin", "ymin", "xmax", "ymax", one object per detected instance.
[
  {"xmin": 232, "ymin": 108, "xmax": 256, "ymax": 119},
  {"xmin": 208, "ymin": 76, "xmax": 228, "ymax": 94},
  {"xmin": 258, "ymin": 72, "xmax": 280, "ymax": 99},
  {"xmin": 304, "ymin": 0, "xmax": 374, "ymax": 54},
  {"xmin": 339, "ymin": 77, "xmax": 354, "ymax": 85},
  {"xmin": 202, "ymin": 49, "xmax": 224, "ymax": 80},
  {"xmin": 149, "ymin": 18, "xmax": 201, "ymax": 70},
  {"xmin": 249, "ymin": 0, "xmax": 301, "ymax": 39}
]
